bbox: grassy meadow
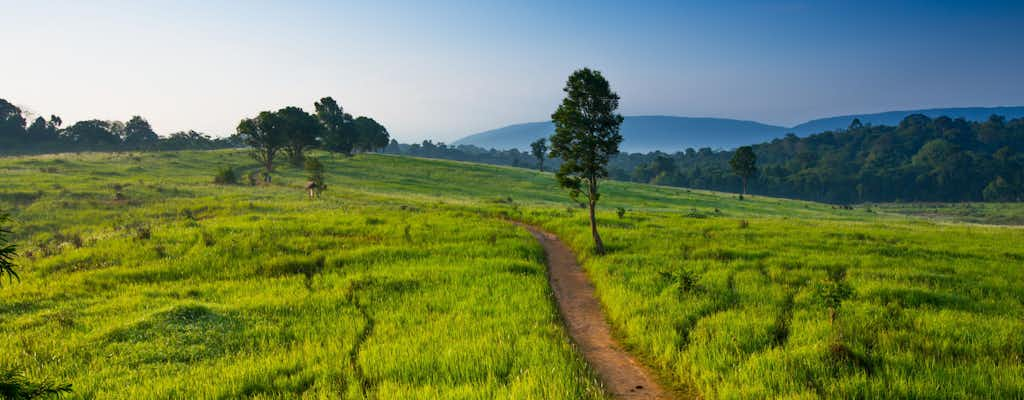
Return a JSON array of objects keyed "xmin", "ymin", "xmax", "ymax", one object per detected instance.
[{"xmin": 2, "ymin": 150, "xmax": 1023, "ymax": 399}]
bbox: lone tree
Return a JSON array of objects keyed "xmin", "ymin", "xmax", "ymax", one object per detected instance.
[
  {"xmin": 730, "ymin": 146, "xmax": 757, "ymax": 200},
  {"xmin": 550, "ymin": 68, "xmax": 623, "ymax": 255},
  {"xmin": 530, "ymin": 138, "xmax": 548, "ymax": 172},
  {"xmin": 237, "ymin": 111, "xmax": 285, "ymax": 174}
]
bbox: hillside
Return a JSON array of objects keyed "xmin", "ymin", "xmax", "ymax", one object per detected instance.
[
  {"xmin": 1, "ymin": 151, "xmax": 1022, "ymax": 398},
  {"xmin": 453, "ymin": 116, "xmax": 787, "ymax": 153},
  {"xmin": 790, "ymin": 106, "xmax": 1024, "ymax": 135},
  {"xmin": 453, "ymin": 107, "xmax": 1024, "ymax": 153}
]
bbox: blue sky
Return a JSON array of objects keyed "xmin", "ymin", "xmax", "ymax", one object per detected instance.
[{"xmin": 2, "ymin": 0, "xmax": 1022, "ymax": 142}]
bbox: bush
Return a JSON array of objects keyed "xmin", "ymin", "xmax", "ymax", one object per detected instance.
[
  {"xmin": 213, "ymin": 166, "xmax": 238, "ymax": 185},
  {"xmin": 0, "ymin": 366, "xmax": 72, "ymax": 399},
  {"xmin": 616, "ymin": 207, "xmax": 626, "ymax": 219},
  {"xmin": 1, "ymin": 211, "xmax": 18, "ymax": 284}
]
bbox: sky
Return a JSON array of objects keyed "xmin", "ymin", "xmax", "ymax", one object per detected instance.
[{"xmin": 2, "ymin": 0, "xmax": 1023, "ymax": 142}]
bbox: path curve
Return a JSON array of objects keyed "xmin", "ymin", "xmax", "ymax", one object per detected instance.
[{"xmin": 516, "ymin": 222, "xmax": 673, "ymax": 400}]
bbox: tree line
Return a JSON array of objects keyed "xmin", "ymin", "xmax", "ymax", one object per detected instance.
[
  {"xmin": 385, "ymin": 114, "xmax": 1024, "ymax": 203},
  {"xmin": 0, "ymin": 98, "xmax": 242, "ymax": 154}
]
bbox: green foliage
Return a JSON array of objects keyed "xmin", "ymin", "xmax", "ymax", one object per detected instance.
[
  {"xmin": 213, "ymin": 166, "xmax": 238, "ymax": 185},
  {"xmin": 123, "ymin": 116, "xmax": 159, "ymax": 149},
  {"xmin": 729, "ymin": 146, "xmax": 757, "ymax": 199},
  {"xmin": 813, "ymin": 266, "xmax": 854, "ymax": 325},
  {"xmin": 530, "ymin": 138, "xmax": 548, "ymax": 171},
  {"xmin": 387, "ymin": 114, "xmax": 1024, "ymax": 205},
  {"xmin": 550, "ymin": 68, "xmax": 624, "ymax": 254},
  {"xmin": 0, "ymin": 366, "xmax": 72, "ymax": 400},
  {"xmin": 615, "ymin": 207, "xmax": 626, "ymax": 219},
  {"xmin": 237, "ymin": 111, "xmax": 286, "ymax": 172},
  {"xmin": 276, "ymin": 106, "xmax": 322, "ymax": 167},
  {"xmin": 315, "ymin": 97, "xmax": 356, "ymax": 155},
  {"xmin": 304, "ymin": 158, "xmax": 326, "ymax": 198},
  {"xmin": 0, "ymin": 211, "xmax": 18, "ymax": 285}
]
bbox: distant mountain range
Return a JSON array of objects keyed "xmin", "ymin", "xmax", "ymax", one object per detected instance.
[{"xmin": 452, "ymin": 106, "xmax": 1024, "ymax": 153}]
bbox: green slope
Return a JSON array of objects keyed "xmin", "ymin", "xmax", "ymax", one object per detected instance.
[{"xmin": 2, "ymin": 150, "xmax": 1022, "ymax": 399}]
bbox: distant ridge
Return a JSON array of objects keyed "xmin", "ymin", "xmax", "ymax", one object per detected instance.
[
  {"xmin": 453, "ymin": 116, "xmax": 787, "ymax": 153},
  {"xmin": 453, "ymin": 107, "xmax": 1024, "ymax": 153},
  {"xmin": 789, "ymin": 106, "xmax": 1024, "ymax": 135}
]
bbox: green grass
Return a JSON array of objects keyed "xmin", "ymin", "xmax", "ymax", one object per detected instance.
[
  {"xmin": 2, "ymin": 150, "xmax": 1023, "ymax": 399},
  {"xmin": 0, "ymin": 151, "xmax": 602, "ymax": 399},
  {"xmin": 872, "ymin": 202, "xmax": 1024, "ymax": 225}
]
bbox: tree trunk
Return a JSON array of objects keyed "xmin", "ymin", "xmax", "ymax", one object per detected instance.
[
  {"xmin": 588, "ymin": 179, "xmax": 605, "ymax": 255},
  {"xmin": 740, "ymin": 176, "xmax": 747, "ymax": 200}
]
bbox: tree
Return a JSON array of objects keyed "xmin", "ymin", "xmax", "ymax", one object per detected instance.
[
  {"xmin": 549, "ymin": 68, "xmax": 624, "ymax": 255},
  {"xmin": 530, "ymin": 138, "xmax": 548, "ymax": 171},
  {"xmin": 25, "ymin": 116, "xmax": 61, "ymax": 145},
  {"xmin": 237, "ymin": 111, "xmax": 285, "ymax": 174},
  {"xmin": 351, "ymin": 117, "xmax": 389, "ymax": 152},
  {"xmin": 123, "ymin": 116, "xmax": 159, "ymax": 149},
  {"xmin": 730, "ymin": 146, "xmax": 757, "ymax": 199},
  {"xmin": 315, "ymin": 97, "xmax": 356, "ymax": 155},
  {"xmin": 277, "ymin": 107, "xmax": 321, "ymax": 166},
  {"xmin": 0, "ymin": 99, "xmax": 27, "ymax": 147},
  {"xmin": 61, "ymin": 120, "xmax": 122, "ymax": 149},
  {"xmin": 983, "ymin": 176, "xmax": 1017, "ymax": 201}
]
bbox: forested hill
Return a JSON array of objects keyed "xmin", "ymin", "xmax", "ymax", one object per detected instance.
[
  {"xmin": 386, "ymin": 114, "xmax": 1024, "ymax": 203},
  {"xmin": 790, "ymin": 106, "xmax": 1024, "ymax": 136}
]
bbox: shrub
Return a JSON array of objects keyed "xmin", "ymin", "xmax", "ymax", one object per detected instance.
[
  {"xmin": 0, "ymin": 366, "xmax": 72, "ymax": 399},
  {"xmin": 214, "ymin": 166, "xmax": 238, "ymax": 185},
  {"xmin": 659, "ymin": 268, "xmax": 699, "ymax": 295},
  {"xmin": 616, "ymin": 207, "xmax": 626, "ymax": 219},
  {"xmin": 1, "ymin": 211, "xmax": 19, "ymax": 284}
]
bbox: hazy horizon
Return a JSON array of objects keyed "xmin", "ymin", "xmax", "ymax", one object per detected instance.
[{"xmin": 3, "ymin": 0, "xmax": 1023, "ymax": 142}]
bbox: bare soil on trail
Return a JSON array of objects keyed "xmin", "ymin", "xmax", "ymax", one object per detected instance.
[{"xmin": 517, "ymin": 223, "xmax": 676, "ymax": 400}]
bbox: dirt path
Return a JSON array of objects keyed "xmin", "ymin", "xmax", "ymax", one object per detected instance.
[{"xmin": 516, "ymin": 223, "xmax": 673, "ymax": 400}]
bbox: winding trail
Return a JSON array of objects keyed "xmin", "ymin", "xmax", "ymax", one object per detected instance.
[{"xmin": 516, "ymin": 222, "xmax": 672, "ymax": 400}]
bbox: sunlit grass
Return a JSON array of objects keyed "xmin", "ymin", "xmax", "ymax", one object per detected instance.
[{"xmin": 2, "ymin": 150, "xmax": 1022, "ymax": 398}]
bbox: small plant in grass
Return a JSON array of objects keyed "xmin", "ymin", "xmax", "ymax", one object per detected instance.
[
  {"xmin": 616, "ymin": 207, "xmax": 626, "ymax": 219},
  {"xmin": 304, "ymin": 158, "xmax": 326, "ymax": 199},
  {"xmin": 213, "ymin": 166, "xmax": 238, "ymax": 185},
  {"xmin": 738, "ymin": 219, "xmax": 749, "ymax": 229},
  {"xmin": 111, "ymin": 183, "xmax": 127, "ymax": 201},
  {"xmin": 659, "ymin": 267, "xmax": 699, "ymax": 295},
  {"xmin": 814, "ymin": 266, "xmax": 853, "ymax": 326}
]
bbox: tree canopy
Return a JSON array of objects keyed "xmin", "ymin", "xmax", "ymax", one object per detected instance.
[
  {"xmin": 530, "ymin": 138, "xmax": 548, "ymax": 171},
  {"xmin": 730, "ymin": 146, "xmax": 757, "ymax": 199},
  {"xmin": 550, "ymin": 68, "xmax": 624, "ymax": 254}
]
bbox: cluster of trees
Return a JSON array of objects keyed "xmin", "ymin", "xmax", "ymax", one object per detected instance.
[
  {"xmin": 387, "ymin": 114, "xmax": 1024, "ymax": 203},
  {"xmin": 0, "ymin": 98, "xmax": 241, "ymax": 154},
  {"xmin": 237, "ymin": 97, "xmax": 388, "ymax": 172}
]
